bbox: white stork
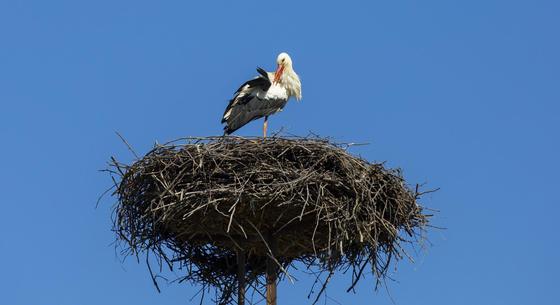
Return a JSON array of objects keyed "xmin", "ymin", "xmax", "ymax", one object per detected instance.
[{"xmin": 221, "ymin": 52, "xmax": 302, "ymax": 137}]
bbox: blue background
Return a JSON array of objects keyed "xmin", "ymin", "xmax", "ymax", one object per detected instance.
[{"xmin": 1, "ymin": 1, "xmax": 558, "ymax": 304}]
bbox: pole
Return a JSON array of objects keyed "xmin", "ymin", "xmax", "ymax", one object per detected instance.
[
  {"xmin": 266, "ymin": 232, "xmax": 277, "ymax": 305},
  {"xmin": 237, "ymin": 250, "xmax": 246, "ymax": 305}
]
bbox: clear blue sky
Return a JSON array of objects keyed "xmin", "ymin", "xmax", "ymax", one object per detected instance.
[{"xmin": 1, "ymin": 1, "xmax": 558, "ymax": 304}]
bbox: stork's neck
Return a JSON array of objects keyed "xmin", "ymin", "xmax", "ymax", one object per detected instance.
[{"xmin": 278, "ymin": 67, "xmax": 302, "ymax": 100}]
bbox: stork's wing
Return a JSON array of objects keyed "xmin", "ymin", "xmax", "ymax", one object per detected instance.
[{"xmin": 222, "ymin": 68, "xmax": 287, "ymax": 135}]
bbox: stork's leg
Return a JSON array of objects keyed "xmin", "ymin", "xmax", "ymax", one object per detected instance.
[{"xmin": 263, "ymin": 116, "xmax": 269, "ymax": 139}]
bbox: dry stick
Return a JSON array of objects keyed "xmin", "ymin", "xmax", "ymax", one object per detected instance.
[
  {"xmin": 115, "ymin": 131, "xmax": 140, "ymax": 159},
  {"xmin": 266, "ymin": 231, "xmax": 278, "ymax": 305},
  {"xmin": 311, "ymin": 270, "xmax": 335, "ymax": 305},
  {"xmin": 237, "ymin": 250, "xmax": 246, "ymax": 305},
  {"xmin": 247, "ymin": 221, "xmax": 294, "ymax": 283}
]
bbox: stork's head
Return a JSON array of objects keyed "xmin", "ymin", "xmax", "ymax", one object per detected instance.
[{"xmin": 274, "ymin": 52, "xmax": 293, "ymax": 84}]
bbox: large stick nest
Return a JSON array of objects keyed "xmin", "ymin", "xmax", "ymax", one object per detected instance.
[{"xmin": 109, "ymin": 136, "xmax": 431, "ymax": 305}]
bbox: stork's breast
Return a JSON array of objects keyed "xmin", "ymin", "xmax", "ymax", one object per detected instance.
[{"xmin": 262, "ymin": 84, "xmax": 289, "ymax": 101}]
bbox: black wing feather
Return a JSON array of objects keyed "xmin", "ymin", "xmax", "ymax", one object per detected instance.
[
  {"xmin": 256, "ymin": 67, "xmax": 269, "ymax": 80},
  {"xmin": 223, "ymin": 97, "xmax": 287, "ymax": 135},
  {"xmin": 231, "ymin": 67, "xmax": 270, "ymax": 95},
  {"xmin": 221, "ymin": 68, "xmax": 272, "ymax": 123},
  {"xmin": 222, "ymin": 67, "xmax": 287, "ymax": 135}
]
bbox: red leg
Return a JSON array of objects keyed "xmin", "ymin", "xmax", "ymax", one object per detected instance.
[{"xmin": 263, "ymin": 116, "xmax": 269, "ymax": 139}]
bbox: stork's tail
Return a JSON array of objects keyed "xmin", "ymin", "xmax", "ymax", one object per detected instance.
[{"xmin": 223, "ymin": 124, "xmax": 234, "ymax": 136}]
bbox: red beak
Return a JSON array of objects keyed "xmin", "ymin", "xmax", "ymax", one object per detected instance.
[{"xmin": 273, "ymin": 64, "xmax": 284, "ymax": 84}]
